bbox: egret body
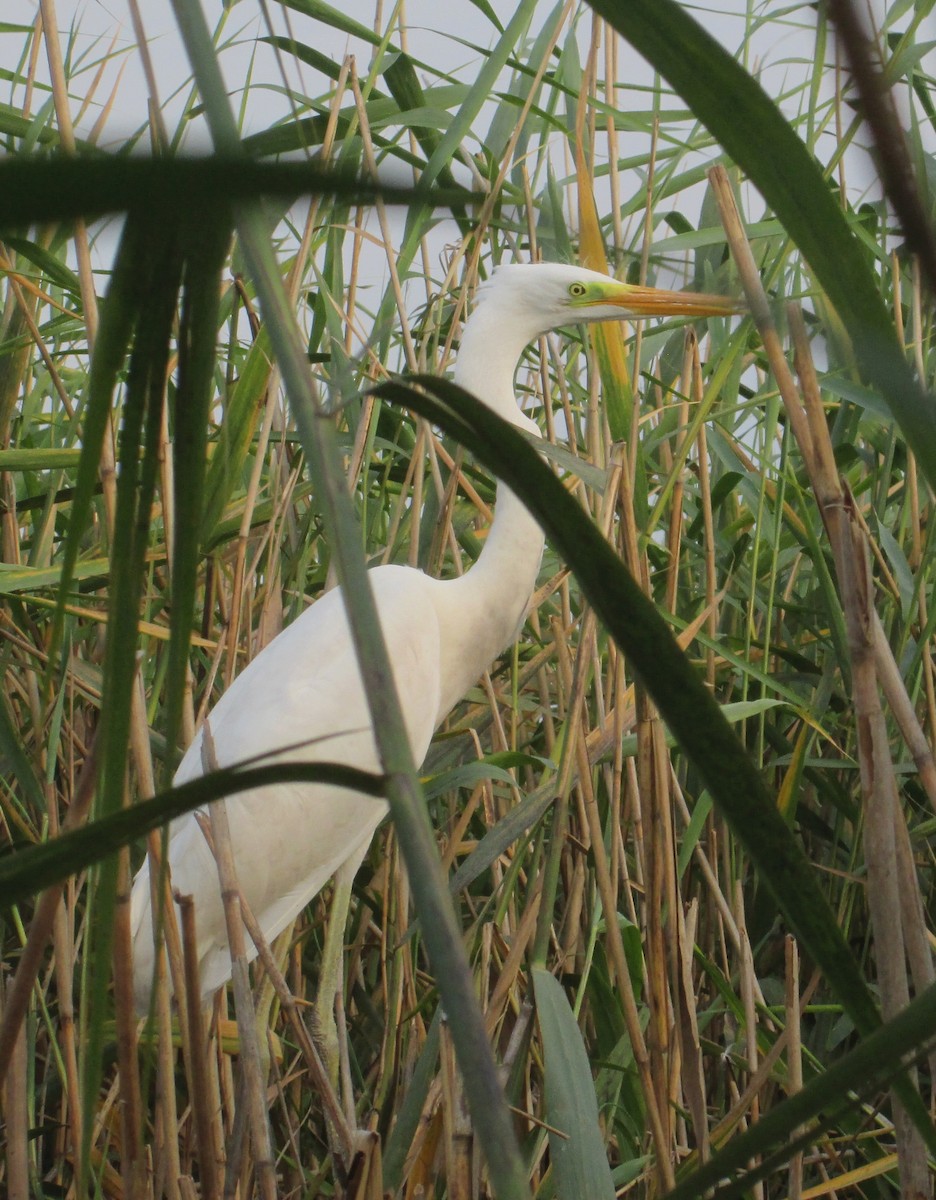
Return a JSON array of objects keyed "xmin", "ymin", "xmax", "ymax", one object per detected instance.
[{"xmin": 130, "ymin": 263, "xmax": 732, "ymax": 1028}]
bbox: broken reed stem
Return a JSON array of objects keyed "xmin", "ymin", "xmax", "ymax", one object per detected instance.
[{"xmin": 838, "ymin": 515, "xmax": 930, "ymax": 1195}]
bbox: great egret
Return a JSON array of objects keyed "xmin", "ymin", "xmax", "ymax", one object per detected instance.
[{"xmin": 130, "ymin": 262, "xmax": 732, "ymax": 1058}]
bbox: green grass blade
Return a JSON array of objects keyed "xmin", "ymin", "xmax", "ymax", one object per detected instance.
[
  {"xmin": 0, "ymin": 691, "xmax": 45, "ymax": 813},
  {"xmin": 532, "ymin": 967, "xmax": 616, "ymax": 1200},
  {"xmin": 164, "ymin": 217, "xmax": 231, "ymax": 777},
  {"xmin": 0, "ymin": 157, "xmax": 472, "ymax": 228}
]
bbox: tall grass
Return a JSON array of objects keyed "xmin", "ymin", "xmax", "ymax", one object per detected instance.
[{"xmin": 0, "ymin": 2, "xmax": 934, "ymax": 1198}]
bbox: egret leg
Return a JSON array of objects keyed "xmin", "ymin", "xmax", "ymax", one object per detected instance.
[
  {"xmin": 253, "ymin": 925, "xmax": 295, "ymax": 1082},
  {"xmin": 314, "ymin": 850, "xmax": 365, "ymax": 1126}
]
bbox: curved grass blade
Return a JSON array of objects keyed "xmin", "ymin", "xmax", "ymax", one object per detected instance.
[
  {"xmin": 0, "ymin": 760, "xmax": 384, "ymax": 908},
  {"xmin": 532, "ymin": 967, "xmax": 616, "ymax": 1200}
]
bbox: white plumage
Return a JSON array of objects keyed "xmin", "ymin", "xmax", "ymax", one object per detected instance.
[{"xmin": 130, "ymin": 262, "xmax": 733, "ymax": 1015}]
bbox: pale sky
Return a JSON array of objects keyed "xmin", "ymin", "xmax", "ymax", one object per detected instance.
[
  {"xmin": 3, "ymin": 0, "xmax": 866, "ymax": 150},
  {"xmin": 1, "ymin": 0, "xmax": 924, "ymax": 294}
]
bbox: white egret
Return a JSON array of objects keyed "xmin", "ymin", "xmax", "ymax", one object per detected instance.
[{"xmin": 130, "ymin": 262, "xmax": 732, "ymax": 1061}]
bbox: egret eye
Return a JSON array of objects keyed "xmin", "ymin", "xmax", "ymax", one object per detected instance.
[{"xmin": 568, "ymin": 281, "xmax": 587, "ymax": 298}]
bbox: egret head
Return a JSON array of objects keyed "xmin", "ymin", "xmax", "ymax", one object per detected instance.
[{"xmin": 475, "ymin": 262, "xmax": 737, "ymax": 341}]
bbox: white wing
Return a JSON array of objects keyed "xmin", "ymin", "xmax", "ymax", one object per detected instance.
[{"xmin": 130, "ymin": 564, "xmax": 443, "ymax": 1009}]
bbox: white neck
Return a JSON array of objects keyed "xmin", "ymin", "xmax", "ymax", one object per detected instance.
[{"xmin": 430, "ymin": 294, "xmax": 547, "ymax": 718}]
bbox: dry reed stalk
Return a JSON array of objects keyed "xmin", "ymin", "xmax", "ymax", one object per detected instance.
[
  {"xmin": 707, "ymin": 1028, "xmax": 789, "ymax": 1153},
  {"xmin": 692, "ymin": 346, "xmax": 719, "ymax": 689},
  {"xmin": 786, "ymin": 935, "xmax": 804, "ymax": 1200},
  {"xmin": 114, "ymin": 842, "xmax": 146, "ymax": 1200},
  {"xmin": 674, "ymin": 896, "xmax": 709, "ymax": 1159},
  {"xmin": 127, "ymin": 0, "xmax": 170, "ymax": 149},
  {"xmin": 150, "ymin": 975, "xmax": 183, "ymax": 1200},
  {"xmin": 0, "ymin": 974, "xmax": 29, "ymax": 1200},
  {"xmin": 385, "ymin": 420, "xmax": 425, "ymax": 567},
  {"xmin": 617, "ymin": 401, "xmax": 680, "ymax": 1165},
  {"xmin": 51, "ymin": 872, "xmax": 83, "ymax": 1171},
  {"xmin": 350, "ymin": 69, "xmax": 418, "ymax": 374},
  {"xmin": 672, "ymin": 778, "xmax": 740, "ymax": 951},
  {"xmin": 179, "ymin": 894, "xmax": 223, "ymax": 1200},
  {"xmin": 21, "ymin": 12, "xmax": 41, "ymax": 115},
  {"xmin": 607, "ymin": 649, "xmax": 627, "ymax": 910},
  {"xmin": 791, "ymin": 324, "xmax": 934, "ymax": 1192},
  {"xmin": 82, "ymin": 36, "xmax": 125, "ymax": 148},
  {"xmin": 440, "ymin": 1018, "xmax": 475, "ymax": 1200},
  {"xmin": 143, "ymin": 829, "xmax": 191, "ymax": 1049},
  {"xmin": 632, "ymin": 113, "xmax": 660, "ymax": 397},
  {"xmin": 223, "ymin": 350, "xmax": 279, "ymax": 688},
  {"xmin": 734, "ymin": 879, "xmax": 765, "ymax": 1200},
  {"xmin": 604, "ymin": 33, "xmax": 623, "ymax": 254},
  {"xmin": 132, "ymin": 662, "xmax": 191, "ymax": 1197},
  {"xmin": 606, "ymin": 452, "xmax": 680, "ymax": 1186},
  {"xmin": 664, "ymin": 339, "xmax": 693, "ymax": 613},
  {"xmin": 0, "ymin": 243, "xmax": 74, "ymax": 419},
  {"xmin": 38, "ymin": 0, "xmax": 114, "ymax": 515},
  {"xmin": 114, "ymin": 665, "xmax": 163, "ymax": 1197},
  {"xmin": 485, "ymin": 882, "xmax": 543, "ymax": 1036}
]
